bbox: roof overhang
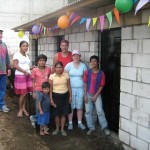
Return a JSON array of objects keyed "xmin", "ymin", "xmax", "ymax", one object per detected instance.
[{"xmin": 12, "ymin": 0, "xmax": 115, "ymax": 31}]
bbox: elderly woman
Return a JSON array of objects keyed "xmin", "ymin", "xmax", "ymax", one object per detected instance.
[{"xmin": 65, "ymin": 50, "xmax": 87, "ymax": 130}]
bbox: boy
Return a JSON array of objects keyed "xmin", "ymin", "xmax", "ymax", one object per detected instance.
[
  {"xmin": 38, "ymin": 82, "xmax": 50, "ymax": 135},
  {"xmin": 83, "ymin": 55, "xmax": 110, "ymax": 136}
]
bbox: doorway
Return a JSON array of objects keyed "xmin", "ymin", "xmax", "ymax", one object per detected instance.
[{"xmin": 100, "ymin": 28, "xmax": 121, "ymax": 133}]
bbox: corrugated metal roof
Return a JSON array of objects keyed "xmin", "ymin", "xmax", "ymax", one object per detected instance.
[{"xmin": 12, "ymin": 0, "xmax": 114, "ymax": 31}]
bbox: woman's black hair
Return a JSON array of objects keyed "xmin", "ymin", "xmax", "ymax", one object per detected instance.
[
  {"xmin": 90, "ymin": 55, "xmax": 99, "ymax": 62},
  {"xmin": 55, "ymin": 61, "xmax": 63, "ymax": 67},
  {"xmin": 19, "ymin": 41, "xmax": 28, "ymax": 47},
  {"xmin": 36, "ymin": 54, "xmax": 47, "ymax": 62},
  {"xmin": 42, "ymin": 82, "xmax": 50, "ymax": 89}
]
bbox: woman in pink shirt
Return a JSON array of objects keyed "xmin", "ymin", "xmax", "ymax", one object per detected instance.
[{"xmin": 30, "ymin": 54, "xmax": 51, "ymax": 127}]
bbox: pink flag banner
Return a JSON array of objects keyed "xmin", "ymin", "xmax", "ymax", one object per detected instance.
[
  {"xmin": 70, "ymin": 16, "xmax": 81, "ymax": 26},
  {"xmin": 86, "ymin": 18, "xmax": 91, "ymax": 31},
  {"xmin": 99, "ymin": 15, "xmax": 105, "ymax": 32},
  {"xmin": 135, "ymin": 0, "xmax": 149, "ymax": 15}
]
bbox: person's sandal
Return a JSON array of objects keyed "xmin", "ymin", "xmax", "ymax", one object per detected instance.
[
  {"xmin": 52, "ymin": 129, "xmax": 59, "ymax": 135},
  {"xmin": 61, "ymin": 130, "xmax": 67, "ymax": 136}
]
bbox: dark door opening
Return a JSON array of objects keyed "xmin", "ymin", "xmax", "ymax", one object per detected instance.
[
  {"xmin": 32, "ymin": 39, "xmax": 38, "ymax": 66},
  {"xmin": 100, "ymin": 29, "xmax": 121, "ymax": 133}
]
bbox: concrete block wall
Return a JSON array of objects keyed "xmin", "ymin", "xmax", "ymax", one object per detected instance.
[
  {"xmin": 37, "ymin": 36, "xmax": 58, "ymax": 67},
  {"xmin": 119, "ymin": 24, "xmax": 150, "ymax": 150}
]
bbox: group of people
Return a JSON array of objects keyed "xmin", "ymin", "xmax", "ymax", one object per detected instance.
[{"xmin": 0, "ymin": 29, "xmax": 110, "ymax": 137}]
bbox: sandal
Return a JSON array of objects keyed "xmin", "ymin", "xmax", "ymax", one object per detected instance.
[
  {"xmin": 23, "ymin": 111, "xmax": 29, "ymax": 117},
  {"xmin": 61, "ymin": 130, "xmax": 67, "ymax": 136},
  {"xmin": 52, "ymin": 129, "xmax": 59, "ymax": 135}
]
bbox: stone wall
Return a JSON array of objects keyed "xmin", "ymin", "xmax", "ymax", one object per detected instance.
[{"xmin": 120, "ymin": 25, "xmax": 150, "ymax": 150}]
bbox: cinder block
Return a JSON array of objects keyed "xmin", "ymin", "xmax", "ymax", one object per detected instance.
[
  {"xmin": 119, "ymin": 129, "xmax": 130, "ymax": 145},
  {"xmin": 137, "ymin": 97, "xmax": 150, "ymax": 114},
  {"xmin": 76, "ymin": 33, "xmax": 84, "ymax": 42},
  {"xmin": 72, "ymin": 43, "xmax": 79, "ymax": 50},
  {"xmin": 121, "ymin": 79, "xmax": 132, "ymax": 93},
  {"xmin": 122, "ymin": 27, "xmax": 132, "ymax": 40},
  {"xmin": 134, "ymin": 25, "xmax": 150, "ymax": 39},
  {"xmin": 122, "ymin": 40, "xmax": 138, "ymax": 53},
  {"xmin": 121, "ymin": 67, "xmax": 137, "ymax": 81},
  {"xmin": 132, "ymin": 110, "xmax": 149, "ymax": 127},
  {"xmin": 133, "ymin": 82, "xmax": 150, "ymax": 99},
  {"xmin": 69, "ymin": 34, "xmax": 76, "ymax": 42},
  {"xmin": 85, "ymin": 31, "xmax": 98, "ymax": 42},
  {"xmin": 143, "ymin": 39, "xmax": 150, "ymax": 54},
  {"xmin": 80, "ymin": 42, "xmax": 89, "ymax": 52},
  {"xmin": 90, "ymin": 42, "xmax": 98, "ymax": 52},
  {"xmin": 142, "ymin": 69, "xmax": 150, "ymax": 84},
  {"xmin": 120, "ymin": 92, "xmax": 136, "ymax": 108},
  {"xmin": 138, "ymin": 125, "xmax": 150, "ymax": 143},
  {"xmin": 133, "ymin": 54, "xmax": 150, "ymax": 69},
  {"xmin": 130, "ymin": 135, "xmax": 148, "ymax": 150},
  {"xmin": 120, "ymin": 118, "xmax": 137, "ymax": 136},
  {"xmin": 121, "ymin": 54, "xmax": 132, "ymax": 67},
  {"xmin": 120, "ymin": 104, "xmax": 131, "ymax": 119}
]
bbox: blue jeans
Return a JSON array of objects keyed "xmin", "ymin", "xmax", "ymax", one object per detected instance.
[
  {"xmin": 85, "ymin": 92, "xmax": 108, "ymax": 130},
  {"xmin": 0, "ymin": 75, "xmax": 7, "ymax": 109},
  {"xmin": 31, "ymin": 91, "xmax": 42, "ymax": 122}
]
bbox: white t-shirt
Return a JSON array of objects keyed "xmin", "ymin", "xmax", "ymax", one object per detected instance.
[{"xmin": 13, "ymin": 52, "xmax": 31, "ymax": 75}]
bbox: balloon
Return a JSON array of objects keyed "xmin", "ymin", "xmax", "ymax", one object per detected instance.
[
  {"xmin": 115, "ymin": 0, "xmax": 133, "ymax": 13},
  {"xmin": 57, "ymin": 15, "xmax": 69, "ymax": 29},
  {"xmin": 32, "ymin": 24, "xmax": 40, "ymax": 34},
  {"xmin": 18, "ymin": 31, "xmax": 24, "ymax": 38}
]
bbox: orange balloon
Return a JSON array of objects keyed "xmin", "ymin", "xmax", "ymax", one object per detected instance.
[{"xmin": 58, "ymin": 15, "xmax": 69, "ymax": 29}]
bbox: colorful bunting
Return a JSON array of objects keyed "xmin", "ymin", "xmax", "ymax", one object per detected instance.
[
  {"xmin": 92, "ymin": 17, "xmax": 97, "ymax": 26},
  {"xmin": 134, "ymin": 0, "xmax": 138, "ymax": 3},
  {"xmin": 148, "ymin": 17, "xmax": 150, "ymax": 26},
  {"xmin": 106, "ymin": 11, "xmax": 112, "ymax": 28},
  {"xmin": 86, "ymin": 18, "xmax": 91, "ymax": 31},
  {"xmin": 113, "ymin": 8, "xmax": 121, "ymax": 24},
  {"xmin": 135, "ymin": 0, "xmax": 149, "ymax": 15},
  {"xmin": 99, "ymin": 15, "xmax": 105, "ymax": 32},
  {"xmin": 70, "ymin": 16, "xmax": 81, "ymax": 26},
  {"xmin": 80, "ymin": 18, "xmax": 87, "ymax": 24},
  {"xmin": 30, "ymin": 0, "xmax": 150, "ymax": 36}
]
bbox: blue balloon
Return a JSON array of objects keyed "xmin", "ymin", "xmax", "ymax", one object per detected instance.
[{"xmin": 32, "ymin": 25, "xmax": 40, "ymax": 34}]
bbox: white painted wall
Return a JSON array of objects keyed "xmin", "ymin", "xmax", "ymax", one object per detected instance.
[{"xmin": 0, "ymin": 0, "xmax": 67, "ymax": 29}]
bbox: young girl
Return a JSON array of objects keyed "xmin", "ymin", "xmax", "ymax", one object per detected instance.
[
  {"xmin": 38, "ymin": 82, "xmax": 50, "ymax": 135},
  {"xmin": 30, "ymin": 54, "xmax": 51, "ymax": 127},
  {"xmin": 13, "ymin": 41, "xmax": 32, "ymax": 117},
  {"xmin": 49, "ymin": 61, "xmax": 72, "ymax": 136}
]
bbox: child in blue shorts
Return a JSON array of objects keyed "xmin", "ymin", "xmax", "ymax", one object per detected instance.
[{"xmin": 37, "ymin": 82, "xmax": 50, "ymax": 135}]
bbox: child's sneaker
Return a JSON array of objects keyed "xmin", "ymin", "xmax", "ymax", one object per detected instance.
[
  {"xmin": 31, "ymin": 121, "xmax": 36, "ymax": 128},
  {"xmin": 78, "ymin": 123, "xmax": 86, "ymax": 130},
  {"xmin": 87, "ymin": 129, "xmax": 95, "ymax": 135},
  {"xmin": 0, "ymin": 105, "xmax": 10, "ymax": 112},
  {"xmin": 68, "ymin": 123, "xmax": 73, "ymax": 130},
  {"xmin": 103, "ymin": 128, "xmax": 110, "ymax": 136}
]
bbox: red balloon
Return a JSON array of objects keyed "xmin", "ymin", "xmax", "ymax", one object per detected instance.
[{"xmin": 58, "ymin": 15, "xmax": 69, "ymax": 29}]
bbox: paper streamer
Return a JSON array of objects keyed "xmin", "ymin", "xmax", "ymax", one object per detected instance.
[
  {"xmin": 135, "ymin": 0, "xmax": 149, "ymax": 15},
  {"xmin": 113, "ymin": 8, "xmax": 120, "ymax": 24},
  {"xmin": 106, "ymin": 11, "xmax": 112, "ymax": 28},
  {"xmin": 70, "ymin": 16, "xmax": 81, "ymax": 26},
  {"xmin": 92, "ymin": 17, "xmax": 97, "ymax": 26},
  {"xmin": 86, "ymin": 18, "xmax": 91, "ymax": 31},
  {"xmin": 80, "ymin": 18, "xmax": 87, "ymax": 24},
  {"xmin": 99, "ymin": 15, "xmax": 105, "ymax": 32}
]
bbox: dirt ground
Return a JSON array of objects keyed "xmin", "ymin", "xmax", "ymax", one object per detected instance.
[{"xmin": 0, "ymin": 92, "xmax": 124, "ymax": 150}]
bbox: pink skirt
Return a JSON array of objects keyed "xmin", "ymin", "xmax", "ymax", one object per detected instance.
[{"xmin": 14, "ymin": 75, "xmax": 33, "ymax": 95}]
